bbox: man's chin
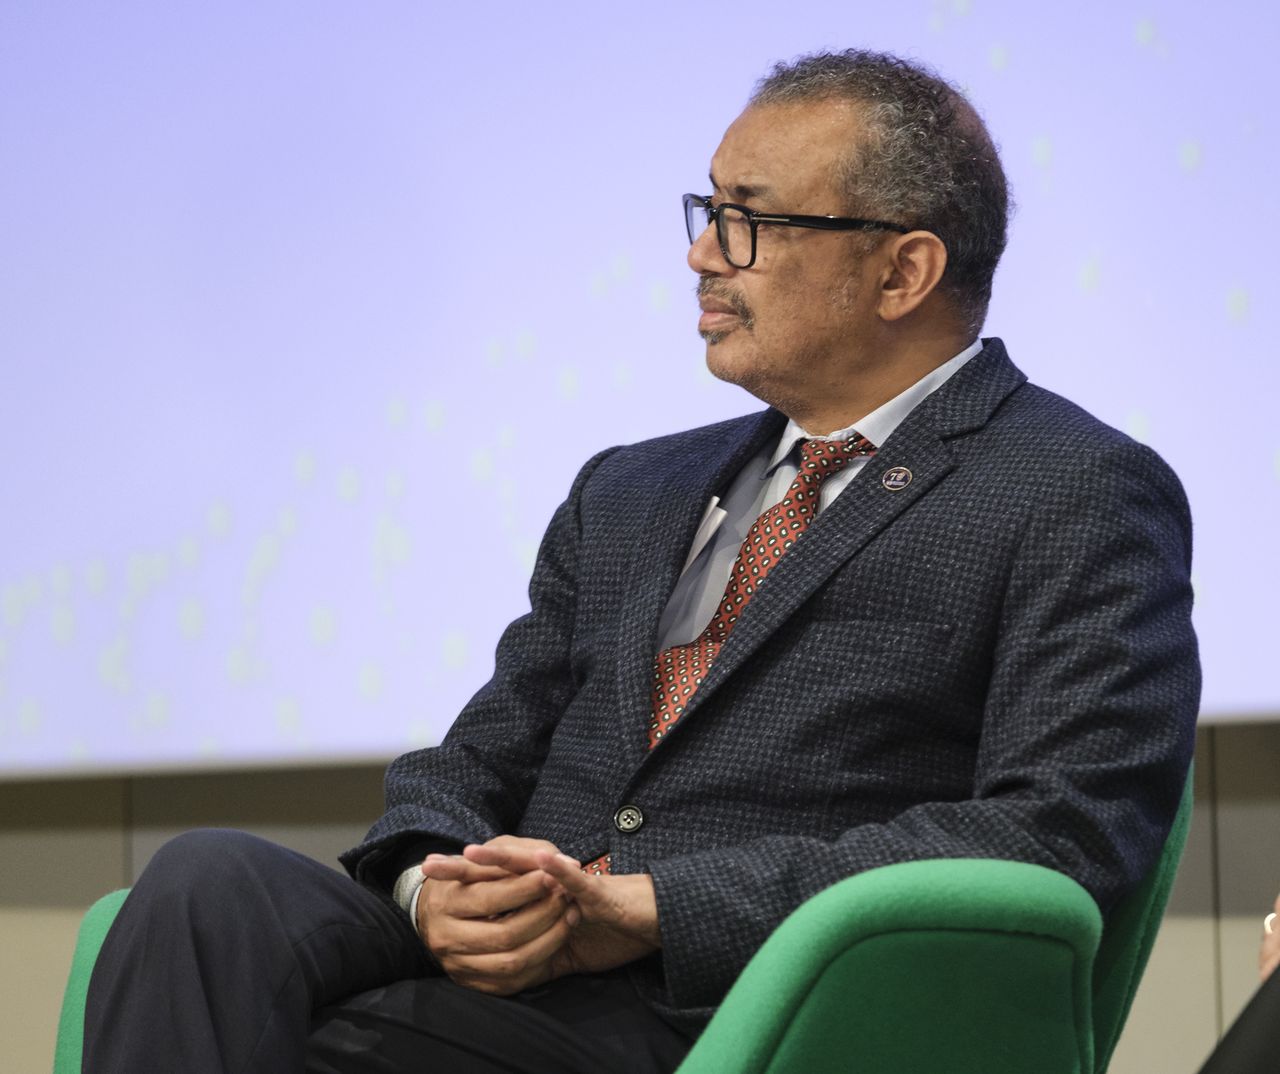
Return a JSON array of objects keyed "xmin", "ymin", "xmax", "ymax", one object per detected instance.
[{"xmin": 703, "ymin": 340, "xmax": 758, "ymax": 392}]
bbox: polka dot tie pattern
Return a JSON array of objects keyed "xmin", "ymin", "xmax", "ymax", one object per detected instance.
[
  {"xmin": 647, "ymin": 436, "xmax": 876, "ymax": 748},
  {"xmin": 583, "ymin": 436, "xmax": 875, "ymax": 877}
]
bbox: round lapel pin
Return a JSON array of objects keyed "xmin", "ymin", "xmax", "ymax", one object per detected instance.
[{"xmin": 881, "ymin": 466, "xmax": 912, "ymax": 491}]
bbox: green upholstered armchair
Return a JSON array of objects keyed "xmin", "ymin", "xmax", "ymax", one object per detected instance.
[{"xmin": 54, "ymin": 775, "xmax": 1192, "ymax": 1073}]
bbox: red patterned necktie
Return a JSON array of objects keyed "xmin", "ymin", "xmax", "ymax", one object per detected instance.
[{"xmin": 583, "ymin": 435, "xmax": 875, "ymax": 876}]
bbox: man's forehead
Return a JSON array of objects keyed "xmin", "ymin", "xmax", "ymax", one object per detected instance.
[
  {"xmin": 708, "ymin": 174, "xmax": 775, "ymax": 202},
  {"xmin": 710, "ymin": 98, "xmax": 863, "ymax": 203}
]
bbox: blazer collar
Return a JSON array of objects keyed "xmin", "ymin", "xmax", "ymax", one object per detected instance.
[
  {"xmin": 914, "ymin": 336, "xmax": 1026, "ymax": 439},
  {"xmin": 632, "ymin": 338, "xmax": 1027, "ymax": 759}
]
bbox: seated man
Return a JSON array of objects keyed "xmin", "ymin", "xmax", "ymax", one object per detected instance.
[{"xmin": 83, "ymin": 48, "xmax": 1200, "ymax": 1074}]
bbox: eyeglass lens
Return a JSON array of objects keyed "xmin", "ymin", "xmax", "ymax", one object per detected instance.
[
  {"xmin": 684, "ymin": 197, "xmax": 753, "ymax": 268},
  {"xmin": 684, "ymin": 196, "xmax": 709, "ymax": 245}
]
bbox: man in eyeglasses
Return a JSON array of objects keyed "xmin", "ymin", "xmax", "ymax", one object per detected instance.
[{"xmin": 85, "ymin": 49, "xmax": 1199, "ymax": 1074}]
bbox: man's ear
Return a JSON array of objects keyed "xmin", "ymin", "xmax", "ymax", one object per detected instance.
[{"xmin": 876, "ymin": 231, "xmax": 948, "ymax": 322}]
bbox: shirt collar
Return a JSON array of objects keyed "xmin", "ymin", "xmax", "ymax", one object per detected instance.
[{"xmin": 764, "ymin": 339, "xmax": 985, "ymax": 475}]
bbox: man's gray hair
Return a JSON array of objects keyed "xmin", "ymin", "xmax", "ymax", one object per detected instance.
[{"xmin": 751, "ymin": 50, "xmax": 1010, "ymax": 335}]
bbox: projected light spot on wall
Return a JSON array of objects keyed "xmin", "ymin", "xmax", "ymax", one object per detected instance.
[
  {"xmin": 207, "ymin": 504, "xmax": 232, "ymax": 540},
  {"xmin": 179, "ymin": 600, "xmax": 205, "ymax": 640},
  {"xmin": 557, "ymin": 368, "xmax": 580, "ymax": 400},
  {"xmin": 19, "ymin": 699, "xmax": 43, "ymax": 735},
  {"xmin": 276, "ymin": 697, "xmax": 301, "ymax": 736},
  {"xmin": 310, "ymin": 608, "xmax": 337, "ymax": 646},
  {"xmin": 1031, "ymin": 135, "xmax": 1053, "ymax": 170},
  {"xmin": 386, "ymin": 398, "xmax": 408, "ymax": 429},
  {"xmin": 1077, "ymin": 255, "xmax": 1102, "ymax": 294},
  {"xmin": 359, "ymin": 662, "xmax": 383, "ymax": 701},
  {"xmin": 1124, "ymin": 413, "xmax": 1152, "ymax": 444},
  {"xmin": 1226, "ymin": 289, "xmax": 1249, "ymax": 323},
  {"xmin": 143, "ymin": 693, "xmax": 170, "ymax": 730},
  {"xmin": 441, "ymin": 631, "xmax": 468, "ymax": 671},
  {"xmin": 50, "ymin": 606, "xmax": 75, "ymax": 646},
  {"xmin": 84, "ymin": 562, "xmax": 107, "ymax": 596},
  {"xmin": 1178, "ymin": 141, "xmax": 1203, "ymax": 173},
  {"xmin": 469, "ymin": 450, "xmax": 494, "ymax": 482},
  {"xmin": 336, "ymin": 467, "xmax": 360, "ymax": 502},
  {"xmin": 98, "ymin": 638, "xmax": 130, "ymax": 694},
  {"xmin": 422, "ymin": 402, "xmax": 445, "ymax": 432},
  {"xmin": 178, "ymin": 537, "xmax": 201, "ymax": 568},
  {"xmin": 226, "ymin": 646, "xmax": 256, "ymax": 685},
  {"xmin": 295, "ymin": 451, "xmax": 316, "ymax": 484},
  {"xmin": 50, "ymin": 565, "xmax": 71, "ymax": 597}
]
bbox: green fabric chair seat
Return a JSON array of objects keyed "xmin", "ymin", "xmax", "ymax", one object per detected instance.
[
  {"xmin": 54, "ymin": 775, "xmax": 1192, "ymax": 1073},
  {"xmin": 676, "ymin": 858, "xmax": 1101, "ymax": 1073}
]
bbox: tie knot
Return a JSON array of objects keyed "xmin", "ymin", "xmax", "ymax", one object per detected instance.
[{"xmin": 797, "ymin": 436, "xmax": 876, "ymax": 480}]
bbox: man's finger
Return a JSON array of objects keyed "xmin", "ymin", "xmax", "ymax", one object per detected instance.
[
  {"xmin": 444, "ymin": 913, "xmax": 574, "ymax": 996},
  {"xmin": 458, "ymin": 835, "xmax": 562, "ymax": 877},
  {"xmin": 421, "ymin": 855, "xmax": 508, "ymax": 884},
  {"xmin": 444, "ymin": 868, "xmax": 551, "ymax": 919},
  {"xmin": 535, "ymin": 851, "xmax": 602, "ymax": 904},
  {"xmin": 532, "ymin": 853, "xmax": 659, "ymax": 948},
  {"xmin": 535, "ymin": 855, "xmax": 619, "ymax": 921},
  {"xmin": 464, "ymin": 843, "xmax": 548, "ymax": 875},
  {"xmin": 439, "ymin": 889, "xmax": 568, "ymax": 956}
]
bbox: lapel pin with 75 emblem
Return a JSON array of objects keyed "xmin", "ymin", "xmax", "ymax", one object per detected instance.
[{"xmin": 881, "ymin": 466, "xmax": 912, "ymax": 491}]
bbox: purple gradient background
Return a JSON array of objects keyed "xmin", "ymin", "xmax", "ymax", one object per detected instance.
[{"xmin": 1, "ymin": 2, "xmax": 1276, "ymax": 776}]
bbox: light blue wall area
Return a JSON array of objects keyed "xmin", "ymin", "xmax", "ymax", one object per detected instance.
[{"xmin": 1, "ymin": 2, "xmax": 1275, "ymax": 776}]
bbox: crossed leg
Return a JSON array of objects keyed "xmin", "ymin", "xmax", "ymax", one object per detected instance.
[{"xmin": 84, "ymin": 829, "xmax": 689, "ymax": 1074}]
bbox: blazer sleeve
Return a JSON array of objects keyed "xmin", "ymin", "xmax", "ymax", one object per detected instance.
[
  {"xmin": 646, "ymin": 437, "xmax": 1201, "ymax": 1011},
  {"xmin": 339, "ymin": 446, "xmax": 618, "ymax": 886}
]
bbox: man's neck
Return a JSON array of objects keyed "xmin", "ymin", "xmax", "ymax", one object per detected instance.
[{"xmin": 788, "ymin": 332, "xmax": 976, "ymax": 434}]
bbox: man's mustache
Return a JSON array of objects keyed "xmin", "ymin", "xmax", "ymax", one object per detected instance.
[{"xmin": 696, "ymin": 278, "xmax": 754, "ymax": 326}]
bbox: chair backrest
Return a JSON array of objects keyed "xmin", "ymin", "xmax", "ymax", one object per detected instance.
[
  {"xmin": 53, "ymin": 888, "xmax": 129, "ymax": 1074},
  {"xmin": 1090, "ymin": 768, "xmax": 1195, "ymax": 1071}
]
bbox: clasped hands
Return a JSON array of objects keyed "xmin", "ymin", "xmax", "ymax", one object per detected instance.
[{"xmin": 418, "ymin": 836, "xmax": 661, "ymax": 996}]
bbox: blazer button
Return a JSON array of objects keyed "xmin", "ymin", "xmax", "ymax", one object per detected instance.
[{"xmin": 614, "ymin": 804, "xmax": 644, "ymax": 833}]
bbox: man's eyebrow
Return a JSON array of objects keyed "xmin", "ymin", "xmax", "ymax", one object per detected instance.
[{"xmin": 709, "ymin": 173, "xmax": 773, "ymax": 202}]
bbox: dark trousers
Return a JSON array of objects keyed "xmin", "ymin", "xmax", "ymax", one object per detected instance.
[{"xmin": 83, "ymin": 829, "xmax": 692, "ymax": 1074}]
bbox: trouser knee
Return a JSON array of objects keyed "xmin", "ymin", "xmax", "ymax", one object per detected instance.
[{"xmin": 133, "ymin": 828, "xmax": 290, "ymax": 921}]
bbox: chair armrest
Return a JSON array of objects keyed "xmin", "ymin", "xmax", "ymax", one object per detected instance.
[
  {"xmin": 675, "ymin": 859, "xmax": 1102, "ymax": 1074},
  {"xmin": 53, "ymin": 889, "xmax": 129, "ymax": 1074}
]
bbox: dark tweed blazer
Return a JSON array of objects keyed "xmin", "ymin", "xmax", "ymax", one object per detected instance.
[{"xmin": 342, "ymin": 339, "xmax": 1200, "ymax": 1032}]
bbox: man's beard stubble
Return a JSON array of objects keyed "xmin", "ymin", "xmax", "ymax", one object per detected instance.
[
  {"xmin": 692, "ymin": 274, "xmax": 838, "ymax": 422},
  {"xmin": 696, "ymin": 278, "xmax": 754, "ymax": 344},
  {"xmin": 694, "ymin": 275, "xmax": 800, "ymax": 411}
]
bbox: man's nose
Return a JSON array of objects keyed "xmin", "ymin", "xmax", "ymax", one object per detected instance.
[{"xmin": 687, "ymin": 221, "xmax": 732, "ymax": 275}]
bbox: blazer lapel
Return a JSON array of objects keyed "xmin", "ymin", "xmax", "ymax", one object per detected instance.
[
  {"xmin": 648, "ymin": 340, "xmax": 1028, "ymax": 739},
  {"xmin": 610, "ymin": 408, "xmax": 786, "ymax": 767}
]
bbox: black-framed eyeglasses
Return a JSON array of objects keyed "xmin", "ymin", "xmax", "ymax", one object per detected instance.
[{"xmin": 683, "ymin": 193, "xmax": 910, "ymax": 269}]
